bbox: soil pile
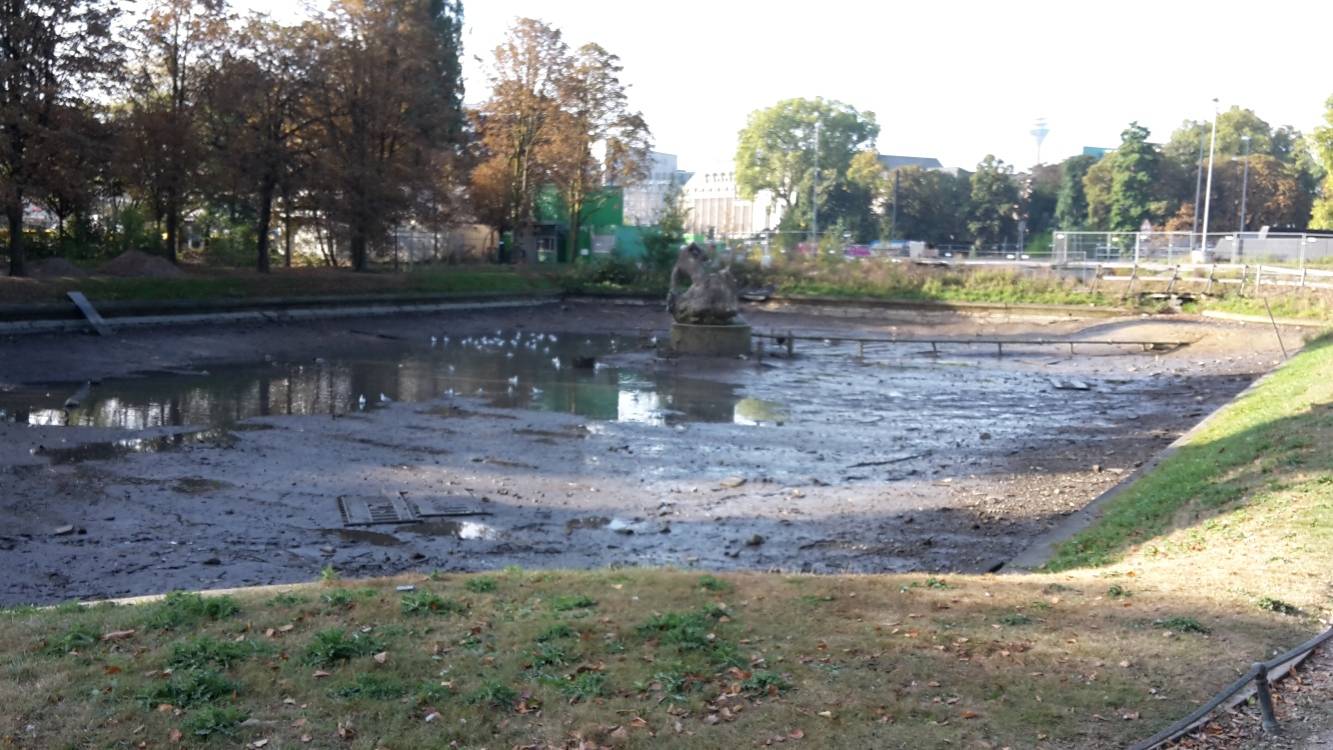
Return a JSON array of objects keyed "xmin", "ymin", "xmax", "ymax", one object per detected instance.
[
  {"xmin": 98, "ymin": 250, "xmax": 185, "ymax": 278},
  {"xmin": 27, "ymin": 258, "xmax": 89, "ymax": 278}
]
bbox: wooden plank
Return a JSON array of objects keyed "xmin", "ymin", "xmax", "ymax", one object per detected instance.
[{"xmin": 66, "ymin": 291, "xmax": 113, "ymax": 336}]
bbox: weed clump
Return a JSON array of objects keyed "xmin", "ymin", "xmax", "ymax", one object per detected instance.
[
  {"xmin": 400, "ymin": 591, "xmax": 466, "ymax": 616},
  {"xmin": 143, "ymin": 592, "xmax": 240, "ymax": 631},
  {"xmin": 169, "ymin": 636, "xmax": 263, "ymax": 670},
  {"xmin": 1157, "ymin": 616, "xmax": 1210, "ymax": 634},
  {"xmin": 550, "ymin": 594, "xmax": 597, "ymax": 612},
  {"xmin": 303, "ymin": 629, "xmax": 382, "ymax": 666},
  {"xmin": 182, "ymin": 706, "xmax": 248, "ymax": 738},
  {"xmin": 140, "ymin": 669, "xmax": 237, "ymax": 709}
]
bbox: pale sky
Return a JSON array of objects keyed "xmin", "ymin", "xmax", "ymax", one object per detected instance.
[{"xmin": 247, "ymin": 0, "xmax": 1333, "ymax": 173}]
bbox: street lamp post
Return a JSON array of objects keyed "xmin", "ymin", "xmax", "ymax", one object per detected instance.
[
  {"xmin": 1191, "ymin": 128, "xmax": 1206, "ymax": 250},
  {"xmin": 1236, "ymin": 134, "xmax": 1251, "ymax": 261},
  {"xmin": 1200, "ymin": 98, "xmax": 1220, "ymax": 252}
]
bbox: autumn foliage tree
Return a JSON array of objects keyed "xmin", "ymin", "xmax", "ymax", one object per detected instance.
[
  {"xmin": 307, "ymin": 0, "xmax": 464, "ymax": 271},
  {"xmin": 125, "ymin": 0, "xmax": 230, "ymax": 264},
  {"xmin": 470, "ymin": 18, "xmax": 649, "ymax": 261},
  {"xmin": 1, "ymin": 0, "xmax": 121, "ymax": 276}
]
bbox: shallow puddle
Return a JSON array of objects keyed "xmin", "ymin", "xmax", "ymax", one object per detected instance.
[
  {"xmin": 31, "ymin": 429, "xmax": 237, "ymax": 465},
  {"xmin": 0, "ymin": 332, "xmax": 785, "ymax": 431}
]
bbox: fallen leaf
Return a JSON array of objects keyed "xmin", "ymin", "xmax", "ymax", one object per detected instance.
[
  {"xmin": 156, "ymin": 704, "xmax": 175, "ymax": 713},
  {"xmin": 283, "ymin": 697, "xmax": 296, "ymax": 705},
  {"xmin": 251, "ymin": 740, "xmax": 269, "ymax": 748},
  {"xmin": 168, "ymin": 729, "xmax": 182, "ymax": 743},
  {"xmin": 312, "ymin": 670, "xmax": 331, "ymax": 679},
  {"xmin": 961, "ymin": 710, "xmax": 979, "ymax": 719},
  {"xmin": 629, "ymin": 717, "xmax": 649, "ymax": 729},
  {"xmin": 788, "ymin": 728, "xmax": 805, "ymax": 739},
  {"xmin": 301, "ymin": 735, "xmax": 312, "ymax": 743},
  {"xmin": 373, "ymin": 651, "xmax": 388, "ymax": 664},
  {"xmin": 817, "ymin": 711, "xmax": 833, "ymax": 719},
  {"xmin": 104, "ymin": 665, "xmax": 122, "ymax": 675},
  {"xmin": 278, "ymin": 624, "xmax": 295, "ymax": 633},
  {"xmin": 101, "ymin": 629, "xmax": 136, "ymax": 641}
]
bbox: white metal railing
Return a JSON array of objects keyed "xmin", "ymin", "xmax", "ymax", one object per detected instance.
[{"xmin": 1054, "ymin": 231, "xmax": 1333, "ymax": 267}]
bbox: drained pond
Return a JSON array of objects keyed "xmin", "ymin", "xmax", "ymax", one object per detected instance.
[{"xmin": 0, "ymin": 302, "xmax": 1288, "ymax": 603}]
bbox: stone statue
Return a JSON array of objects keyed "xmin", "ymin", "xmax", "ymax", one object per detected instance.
[{"xmin": 666, "ymin": 243, "xmax": 741, "ymax": 325}]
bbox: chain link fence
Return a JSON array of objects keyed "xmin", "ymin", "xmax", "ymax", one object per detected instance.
[{"xmin": 1054, "ymin": 231, "xmax": 1333, "ymax": 266}]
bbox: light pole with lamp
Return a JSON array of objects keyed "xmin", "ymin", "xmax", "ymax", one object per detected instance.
[
  {"xmin": 1200, "ymin": 98, "xmax": 1220, "ymax": 254},
  {"xmin": 1236, "ymin": 134, "xmax": 1251, "ymax": 261}
]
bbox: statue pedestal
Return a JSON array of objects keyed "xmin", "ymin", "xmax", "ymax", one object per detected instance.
[{"xmin": 670, "ymin": 321, "xmax": 752, "ymax": 356}]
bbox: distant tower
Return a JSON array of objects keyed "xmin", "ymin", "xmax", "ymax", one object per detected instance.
[{"xmin": 1030, "ymin": 118, "xmax": 1050, "ymax": 165}]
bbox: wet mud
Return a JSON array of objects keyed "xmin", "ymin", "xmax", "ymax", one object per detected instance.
[{"xmin": 0, "ymin": 301, "xmax": 1297, "ymax": 604}]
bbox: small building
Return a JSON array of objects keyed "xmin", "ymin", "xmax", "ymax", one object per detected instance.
[{"xmin": 681, "ymin": 167, "xmax": 779, "ymax": 238}]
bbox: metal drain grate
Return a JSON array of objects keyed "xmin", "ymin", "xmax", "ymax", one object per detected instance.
[
  {"xmin": 337, "ymin": 495, "xmax": 420, "ymax": 526},
  {"xmin": 413, "ymin": 496, "xmax": 487, "ymax": 518}
]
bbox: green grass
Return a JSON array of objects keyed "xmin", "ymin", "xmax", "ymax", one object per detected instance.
[
  {"xmin": 0, "ymin": 568, "xmax": 1318, "ymax": 749},
  {"xmin": 0, "ymin": 265, "xmax": 560, "ymax": 305},
  {"xmin": 302, "ymin": 628, "xmax": 382, "ymax": 667},
  {"xmin": 1047, "ymin": 335, "xmax": 1333, "ymax": 570}
]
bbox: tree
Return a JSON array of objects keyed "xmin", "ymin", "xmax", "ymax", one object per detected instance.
[
  {"xmin": 1082, "ymin": 156, "xmax": 1114, "ymax": 229},
  {"xmin": 307, "ymin": 0, "xmax": 465, "ymax": 271},
  {"xmin": 967, "ymin": 155, "xmax": 1018, "ymax": 250},
  {"xmin": 1, "ymin": 0, "xmax": 121, "ymax": 276},
  {"xmin": 1312, "ymin": 95, "xmax": 1333, "ymax": 230},
  {"xmin": 126, "ymin": 0, "xmax": 231, "ymax": 264},
  {"xmin": 1164, "ymin": 106, "xmax": 1320, "ymax": 233},
  {"xmin": 1021, "ymin": 163, "xmax": 1061, "ymax": 241},
  {"xmin": 204, "ymin": 16, "xmax": 318, "ymax": 272},
  {"xmin": 470, "ymin": 19, "xmax": 568, "ymax": 249},
  {"xmin": 1210, "ymin": 154, "xmax": 1310, "ymax": 231},
  {"xmin": 734, "ymin": 98, "xmax": 878, "ymax": 235},
  {"xmin": 547, "ymin": 42, "xmax": 650, "ymax": 260},
  {"xmin": 1108, "ymin": 122, "xmax": 1159, "ymax": 232},
  {"xmin": 1054, "ymin": 154, "xmax": 1096, "ymax": 229}
]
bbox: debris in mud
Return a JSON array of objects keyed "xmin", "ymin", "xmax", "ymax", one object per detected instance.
[
  {"xmin": 719, "ymin": 477, "xmax": 747, "ymax": 489},
  {"xmin": 52, "ymin": 525, "xmax": 75, "ymax": 536}
]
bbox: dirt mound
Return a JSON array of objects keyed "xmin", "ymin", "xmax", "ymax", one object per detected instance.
[
  {"xmin": 28, "ymin": 258, "xmax": 89, "ymax": 278},
  {"xmin": 98, "ymin": 250, "xmax": 185, "ymax": 278}
]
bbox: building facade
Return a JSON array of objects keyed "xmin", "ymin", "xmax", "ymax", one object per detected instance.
[
  {"xmin": 681, "ymin": 167, "xmax": 780, "ymax": 238},
  {"xmin": 621, "ymin": 152, "xmax": 692, "ymax": 226}
]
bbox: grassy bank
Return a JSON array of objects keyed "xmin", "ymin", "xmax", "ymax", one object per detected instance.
[
  {"xmin": 0, "ymin": 567, "xmax": 1313, "ymax": 749},
  {"xmin": 740, "ymin": 259, "xmax": 1112, "ymax": 306},
  {"xmin": 0, "ymin": 265, "xmax": 559, "ymax": 305},
  {"xmin": 1048, "ymin": 334, "xmax": 1333, "ymax": 572}
]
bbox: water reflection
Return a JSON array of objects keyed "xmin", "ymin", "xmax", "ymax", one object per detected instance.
[{"xmin": 1, "ymin": 332, "xmax": 785, "ymax": 431}]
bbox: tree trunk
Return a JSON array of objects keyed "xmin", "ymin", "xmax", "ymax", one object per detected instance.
[
  {"xmin": 5, "ymin": 192, "xmax": 24, "ymax": 277},
  {"xmin": 350, "ymin": 222, "xmax": 367, "ymax": 271},
  {"xmin": 165, "ymin": 196, "xmax": 180, "ymax": 263},
  {"xmin": 256, "ymin": 179, "xmax": 275, "ymax": 273},
  {"xmin": 283, "ymin": 203, "xmax": 294, "ymax": 269}
]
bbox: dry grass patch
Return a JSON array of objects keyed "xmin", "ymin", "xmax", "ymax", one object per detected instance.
[{"xmin": 0, "ymin": 567, "xmax": 1313, "ymax": 749}]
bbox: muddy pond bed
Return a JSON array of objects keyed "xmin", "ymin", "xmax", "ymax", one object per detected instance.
[{"xmin": 0, "ymin": 301, "xmax": 1291, "ymax": 604}]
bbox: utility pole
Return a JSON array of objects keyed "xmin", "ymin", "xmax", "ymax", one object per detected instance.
[
  {"xmin": 811, "ymin": 119, "xmax": 820, "ymax": 247},
  {"xmin": 1191, "ymin": 128, "xmax": 1205, "ymax": 250},
  {"xmin": 1200, "ymin": 98, "xmax": 1220, "ymax": 251}
]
